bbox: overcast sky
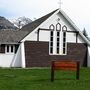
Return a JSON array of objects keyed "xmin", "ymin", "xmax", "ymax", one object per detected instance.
[{"xmin": 0, "ymin": 0, "xmax": 90, "ymax": 37}]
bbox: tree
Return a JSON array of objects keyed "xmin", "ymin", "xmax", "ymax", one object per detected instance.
[
  {"xmin": 82, "ymin": 28, "xmax": 88, "ymax": 38},
  {"xmin": 12, "ymin": 16, "xmax": 32, "ymax": 29}
]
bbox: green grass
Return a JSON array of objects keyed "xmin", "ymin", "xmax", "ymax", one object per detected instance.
[{"xmin": 0, "ymin": 68, "xmax": 90, "ymax": 90}]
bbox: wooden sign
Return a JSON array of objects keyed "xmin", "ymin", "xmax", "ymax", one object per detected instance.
[{"xmin": 51, "ymin": 60, "xmax": 80, "ymax": 82}]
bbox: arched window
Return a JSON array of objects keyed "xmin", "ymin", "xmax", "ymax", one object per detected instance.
[
  {"xmin": 63, "ymin": 32, "xmax": 66, "ymax": 54},
  {"xmin": 56, "ymin": 23, "xmax": 61, "ymax": 31},
  {"xmin": 49, "ymin": 24, "xmax": 55, "ymax": 30},
  {"xmin": 62, "ymin": 25, "xmax": 67, "ymax": 31},
  {"xmin": 49, "ymin": 24, "xmax": 54, "ymax": 54}
]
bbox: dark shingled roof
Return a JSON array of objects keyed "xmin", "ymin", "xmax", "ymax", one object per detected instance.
[
  {"xmin": 0, "ymin": 29, "xmax": 28, "ymax": 43},
  {"xmin": 21, "ymin": 9, "xmax": 58, "ymax": 33}
]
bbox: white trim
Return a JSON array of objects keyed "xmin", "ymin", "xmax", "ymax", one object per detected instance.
[
  {"xmin": 49, "ymin": 53, "xmax": 67, "ymax": 56},
  {"xmin": 21, "ymin": 42, "xmax": 26, "ymax": 68},
  {"xmin": 5, "ymin": 45, "xmax": 15, "ymax": 54},
  {"xmin": 49, "ymin": 23, "xmax": 67, "ymax": 55}
]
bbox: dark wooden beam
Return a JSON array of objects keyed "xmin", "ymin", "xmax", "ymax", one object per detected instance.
[
  {"xmin": 76, "ymin": 33, "xmax": 79, "ymax": 43},
  {"xmin": 39, "ymin": 28, "xmax": 79, "ymax": 34},
  {"xmin": 37, "ymin": 28, "xmax": 79, "ymax": 42},
  {"xmin": 37, "ymin": 29, "xmax": 40, "ymax": 41},
  {"xmin": 65, "ymin": 30, "xmax": 79, "ymax": 33},
  {"xmin": 38, "ymin": 28, "xmax": 54, "ymax": 31}
]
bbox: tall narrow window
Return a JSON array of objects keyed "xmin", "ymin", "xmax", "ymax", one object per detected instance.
[
  {"xmin": 56, "ymin": 31, "xmax": 60, "ymax": 54},
  {"xmin": 63, "ymin": 32, "xmax": 66, "ymax": 54},
  {"xmin": 7, "ymin": 45, "xmax": 9, "ymax": 53},
  {"xmin": 11, "ymin": 45, "xmax": 13, "ymax": 52},
  {"xmin": 50, "ymin": 31, "xmax": 53, "ymax": 54},
  {"xmin": 49, "ymin": 24, "xmax": 54, "ymax": 54},
  {"xmin": 56, "ymin": 23, "xmax": 61, "ymax": 31}
]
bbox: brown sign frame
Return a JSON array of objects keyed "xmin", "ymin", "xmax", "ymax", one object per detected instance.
[{"xmin": 51, "ymin": 60, "xmax": 80, "ymax": 82}]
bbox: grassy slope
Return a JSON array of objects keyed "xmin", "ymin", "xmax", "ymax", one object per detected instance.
[{"xmin": 0, "ymin": 68, "xmax": 90, "ymax": 90}]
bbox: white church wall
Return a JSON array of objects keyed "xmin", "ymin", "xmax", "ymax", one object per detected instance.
[
  {"xmin": 11, "ymin": 44, "xmax": 22, "ymax": 67},
  {"xmin": 22, "ymin": 11, "xmax": 86, "ymax": 44},
  {"xmin": 20, "ymin": 42, "xmax": 26, "ymax": 68},
  {"xmin": 78, "ymin": 35, "xmax": 86, "ymax": 43},
  {"xmin": 22, "ymin": 30, "xmax": 37, "ymax": 41},
  {"xmin": 9, "ymin": 42, "xmax": 26, "ymax": 68},
  {"xmin": 39, "ymin": 31, "xmax": 50, "ymax": 42},
  {"xmin": 0, "ymin": 43, "xmax": 26, "ymax": 68},
  {"xmin": 87, "ymin": 46, "xmax": 90, "ymax": 67},
  {"xmin": 0, "ymin": 54, "xmax": 15, "ymax": 67},
  {"xmin": 66, "ymin": 33, "xmax": 76, "ymax": 43}
]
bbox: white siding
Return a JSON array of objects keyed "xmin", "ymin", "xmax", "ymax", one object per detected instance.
[
  {"xmin": 66, "ymin": 33, "xmax": 76, "ymax": 43},
  {"xmin": 0, "ymin": 43, "xmax": 26, "ymax": 68},
  {"xmin": 12, "ymin": 42, "xmax": 25, "ymax": 68},
  {"xmin": 20, "ymin": 42, "xmax": 26, "ymax": 68},
  {"xmin": 87, "ymin": 46, "xmax": 90, "ymax": 67},
  {"xmin": 39, "ymin": 31, "xmax": 50, "ymax": 42},
  {"xmin": 11, "ymin": 45, "xmax": 22, "ymax": 67},
  {"xmin": 78, "ymin": 35, "xmax": 86, "ymax": 43},
  {"xmin": 0, "ymin": 54, "xmax": 15, "ymax": 67}
]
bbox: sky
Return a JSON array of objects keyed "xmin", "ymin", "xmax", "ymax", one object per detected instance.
[{"xmin": 0, "ymin": 0, "xmax": 90, "ymax": 37}]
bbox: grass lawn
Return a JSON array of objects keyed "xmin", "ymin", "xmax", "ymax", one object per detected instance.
[{"xmin": 0, "ymin": 68, "xmax": 90, "ymax": 90}]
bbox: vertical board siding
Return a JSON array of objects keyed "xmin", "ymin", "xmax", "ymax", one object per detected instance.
[{"xmin": 24, "ymin": 41, "xmax": 87, "ymax": 67}]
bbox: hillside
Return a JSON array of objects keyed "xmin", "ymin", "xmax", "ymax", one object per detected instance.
[{"xmin": 0, "ymin": 16, "xmax": 17, "ymax": 29}]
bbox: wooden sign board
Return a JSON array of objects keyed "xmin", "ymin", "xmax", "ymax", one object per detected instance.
[{"xmin": 51, "ymin": 60, "xmax": 80, "ymax": 82}]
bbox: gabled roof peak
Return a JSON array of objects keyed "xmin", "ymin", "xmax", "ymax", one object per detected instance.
[{"xmin": 18, "ymin": 9, "xmax": 90, "ymax": 45}]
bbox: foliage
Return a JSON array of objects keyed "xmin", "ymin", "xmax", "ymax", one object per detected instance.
[
  {"xmin": 0, "ymin": 68, "xmax": 90, "ymax": 90},
  {"xmin": 82, "ymin": 28, "xmax": 88, "ymax": 38}
]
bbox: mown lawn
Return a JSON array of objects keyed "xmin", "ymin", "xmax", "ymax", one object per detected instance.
[{"xmin": 0, "ymin": 68, "xmax": 90, "ymax": 90}]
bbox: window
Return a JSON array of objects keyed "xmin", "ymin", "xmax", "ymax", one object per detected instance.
[
  {"xmin": 49, "ymin": 24, "xmax": 54, "ymax": 54},
  {"xmin": 50, "ymin": 31, "xmax": 53, "ymax": 54},
  {"xmin": 63, "ymin": 32, "xmax": 66, "ymax": 54},
  {"xmin": 11, "ymin": 45, "xmax": 13, "ymax": 52},
  {"xmin": 49, "ymin": 24, "xmax": 54, "ymax": 30},
  {"xmin": 62, "ymin": 25, "xmax": 67, "ymax": 31},
  {"xmin": 56, "ymin": 24, "xmax": 61, "ymax": 54},
  {"xmin": 7, "ymin": 45, "xmax": 9, "ymax": 53},
  {"xmin": 5, "ymin": 45, "xmax": 15, "ymax": 54},
  {"xmin": 56, "ymin": 23, "xmax": 61, "ymax": 31},
  {"xmin": 56, "ymin": 31, "xmax": 60, "ymax": 54},
  {"xmin": 49, "ymin": 23, "xmax": 67, "ymax": 55}
]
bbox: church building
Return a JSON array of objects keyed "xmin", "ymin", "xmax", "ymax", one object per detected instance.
[{"xmin": 0, "ymin": 9, "xmax": 90, "ymax": 67}]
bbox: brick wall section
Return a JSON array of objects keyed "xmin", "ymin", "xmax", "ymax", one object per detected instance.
[
  {"xmin": 0, "ymin": 44, "xmax": 5, "ymax": 53},
  {"xmin": 24, "ymin": 41, "xmax": 87, "ymax": 67}
]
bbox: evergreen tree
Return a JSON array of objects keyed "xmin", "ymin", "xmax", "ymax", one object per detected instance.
[{"xmin": 82, "ymin": 28, "xmax": 88, "ymax": 38}]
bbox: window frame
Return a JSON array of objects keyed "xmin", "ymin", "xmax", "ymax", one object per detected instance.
[
  {"xmin": 56, "ymin": 31, "xmax": 60, "ymax": 54},
  {"xmin": 49, "ymin": 24, "xmax": 67, "ymax": 55},
  {"xmin": 56, "ymin": 23, "xmax": 61, "ymax": 31},
  {"xmin": 5, "ymin": 45, "xmax": 15, "ymax": 54},
  {"xmin": 62, "ymin": 25, "xmax": 67, "ymax": 31},
  {"xmin": 49, "ymin": 24, "xmax": 54, "ymax": 54},
  {"xmin": 62, "ymin": 32, "xmax": 67, "ymax": 55}
]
